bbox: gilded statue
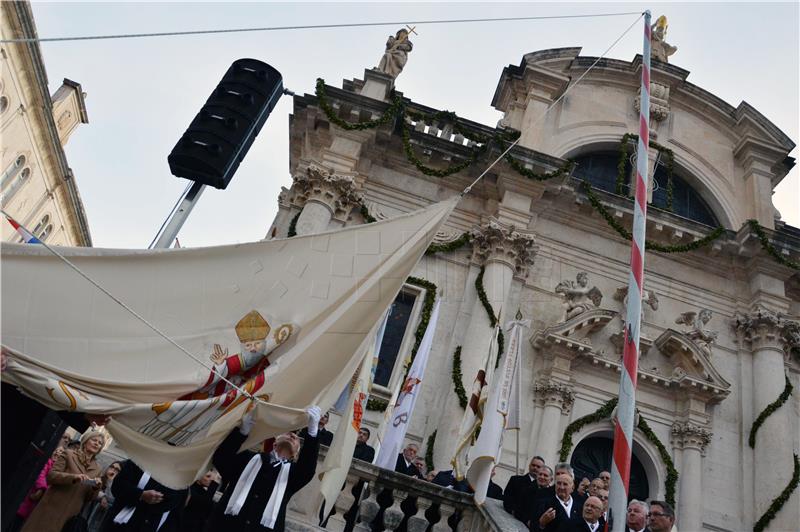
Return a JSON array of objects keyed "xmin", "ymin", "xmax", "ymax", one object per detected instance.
[{"xmin": 651, "ymin": 15, "xmax": 677, "ymax": 63}]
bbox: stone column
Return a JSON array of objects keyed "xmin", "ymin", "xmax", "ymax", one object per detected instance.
[
  {"xmin": 533, "ymin": 379, "xmax": 574, "ymax": 465},
  {"xmin": 290, "ymin": 163, "xmax": 363, "ymax": 236},
  {"xmin": 734, "ymin": 306, "xmax": 798, "ymax": 529},
  {"xmin": 438, "ymin": 219, "xmax": 536, "ymax": 459},
  {"xmin": 671, "ymin": 422, "xmax": 711, "ymax": 531}
]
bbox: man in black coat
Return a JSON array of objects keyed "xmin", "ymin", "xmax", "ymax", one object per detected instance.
[
  {"xmin": 353, "ymin": 427, "xmax": 375, "ymax": 463},
  {"xmin": 101, "ymin": 460, "xmax": 188, "ymax": 532},
  {"xmin": 503, "ymin": 455, "xmax": 545, "ymax": 519},
  {"xmin": 210, "ymin": 406, "xmax": 321, "ymax": 532},
  {"xmin": 179, "ymin": 470, "xmax": 220, "ymax": 532},
  {"xmin": 556, "ymin": 495, "xmax": 604, "ymax": 532},
  {"xmin": 529, "ymin": 472, "xmax": 584, "ymax": 532},
  {"xmin": 299, "ymin": 411, "xmax": 333, "ymax": 447}
]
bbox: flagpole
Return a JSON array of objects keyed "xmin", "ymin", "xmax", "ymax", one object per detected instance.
[{"xmin": 609, "ymin": 11, "xmax": 651, "ymax": 532}]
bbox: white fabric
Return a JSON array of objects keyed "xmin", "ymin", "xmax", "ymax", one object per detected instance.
[
  {"xmin": 1, "ymin": 197, "xmax": 456, "ymax": 488},
  {"xmin": 318, "ymin": 346, "xmax": 372, "ymax": 514},
  {"xmin": 306, "ymin": 405, "xmax": 321, "ymax": 437},
  {"xmin": 375, "ymin": 300, "xmax": 440, "ymax": 470},
  {"xmin": 113, "ymin": 471, "xmax": 151, "ymax": 524},
  {"xmin": 261, "ymin": 461, "xmax": 291, "ymax": 528},
  {"xmin": 225, "ymin": 454, "xmax": 263, "ymax": 516},
  {"xmin": 466, "ymin": 319, "xmax": 528, "ymax": 503}
]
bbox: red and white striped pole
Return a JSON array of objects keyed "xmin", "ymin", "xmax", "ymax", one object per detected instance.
[{"xmin": 609, "ymin": 11, "xmax": 651, "ymax": 532}]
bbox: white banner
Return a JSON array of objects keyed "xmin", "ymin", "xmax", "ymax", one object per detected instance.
[
  {"xmin": 374, "ymin": 300, "xmax": 440, "ymax": 470},
  {"xmin": 1, "ymin": 197, "xmax": 456, "ymax": 488}
]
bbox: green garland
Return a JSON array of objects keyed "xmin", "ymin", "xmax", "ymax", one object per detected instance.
[
  {"xmin": 401, "ymin": 119, "xmax": 483, "ymax": 178},
  {"xmin": 505, "ymin": 155, "xmax": 576, "ymax": 182},
  {"xmin": 474, "ymin": 266, "xmax": 504, "ymax": 359},
  {"xmin": 366, "ymin": 396, "xmax": 389, "ymax": 412},
  {"xmin": 315, "ymin": 78, "xmax": 403, "ymax": 131},
  {"xmin": 287, "ymin": 210, "xmax": 301, "ymax": 237},
  {"xmin": 558, "ymin": 397, "xmax": 678, "ymax": 507},
  {"xmin": 359, "ymin": 203, "xmax": 377, "ymax": 224},
  {"xmin": 425, "ymin": 430, "xmax": 437, "ymax": 472},
  {"xmin": 425, "ymin": 232, "xmax": 471, "ymax": 255},
  {"xmin": 749, "ymin": 375, "xmax": 793, "ymax": 448},
  {"xmin": 580, "ymin": 180, "xmax": 726, "ymax": 253},
  {"xmin": 615, "ymin": 134, "xmax": 675, "ymax": 211},
  {"xmin": 616, "ymin": 133, "xmax": 636, "ymax": 195},
  {"xmin": 405, "ymin": 109, "xmax": 489, "ymax": 144},
  {"xmin": 452, "ymin": 346, "xmax": 467, "ymax": 409},
  {"xmin": 405, "ymin": 276, "xmax": 438, "ymax": 371},
  {"xmin": 748, "ymin": 219, "xmax": 800, "ymax": 271},
  {"xmin": 754, "ymin": 453, "xmax": 800, "ymax": 532}
]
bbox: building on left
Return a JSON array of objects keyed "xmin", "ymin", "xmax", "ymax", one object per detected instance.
[{"xmin": 1, "ymin": 0, "xmax": 91, "ymax": 246}]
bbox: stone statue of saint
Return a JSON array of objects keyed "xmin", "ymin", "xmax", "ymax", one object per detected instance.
[
  {"xmin": 376, "ymin": 28, "xmax": 413, "ymax": 79},
  {"xmin": 675, "ymin": 308, "xmax": 717, "ymax": 357},
  {"xmin": 555, "ymin": 272, "xmax": 603, "ymax": 321},
  {"xmin": 651, "ymin": 15, "xmax": 677, "ymax": 63}
]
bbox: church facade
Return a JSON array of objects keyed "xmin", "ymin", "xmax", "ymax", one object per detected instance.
[{"xmin": 272, "ymin": 47, "xmax": 799, "ymax": 531}]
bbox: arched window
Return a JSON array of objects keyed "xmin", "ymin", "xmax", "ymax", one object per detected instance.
[
  {"xmin": 1, "ymin": 154, "xmax": 27, "ymax": 189},
  {"xmin": 33, "ymin": 214, "xmax": 50, "ymax": 237},
  {"xmin": 373, "ymin": 290, "xmax": 418, "ymax": 388},
  {"xmin": 570, "ymin": 436, "xmax": 650, "ymax": 501},
  {"xmin": 0, "ymin": 95, "xmax": 8, "ymax": 115},
  {"xmin": 38, "ymin": 224, "xmax": 54, "ymax": 242},
  {"xmin": 572, "ymin": 151, "xmax": 719, "ymax": 227},
  {"xmin": 1, "ymin": 165, "xmax": 31, "ymax": 208}
]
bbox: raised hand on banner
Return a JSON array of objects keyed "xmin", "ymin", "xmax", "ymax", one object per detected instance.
[
  {"xmin": 306, "ymin": 405, "xmax": 321, "ymax": 437},
  {"xmin": 210, "ymin": 344, "xmax": 229, "ymax": 364},
  {"xmin": 240, "ymin": 411, "xmax": 256, "ymax": 436}
]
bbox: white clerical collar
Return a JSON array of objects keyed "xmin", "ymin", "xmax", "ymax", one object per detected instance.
[{"xmin": 558, "ymin": 495, "xmax": 572, "ymax": 514}]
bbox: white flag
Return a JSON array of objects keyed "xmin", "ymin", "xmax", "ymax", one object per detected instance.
[
  {"xmin": 318, "ymin": 345, "xmax": 372, "ymax": 514},
  {"xmin": 466, "ymin": 318, "xmax": 529, "ymax": 504},
  {"xmin": 375, "ymin": 300, "xmax": 441, "ymax": 470},
  {"xmin": 1, "ymin": 197, "xmax": 457, "ymax": 488}
]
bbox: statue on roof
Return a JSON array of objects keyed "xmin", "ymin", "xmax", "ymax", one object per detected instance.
[
  {"xmin": 376, "ymin": 27, "xmax": 414, "ymax": 79},
  {"xmin": 651, "ymin": 15, "xmax": 677, "ymax": 63}
]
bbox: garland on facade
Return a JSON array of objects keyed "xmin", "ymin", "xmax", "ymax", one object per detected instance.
[
  {"xmin": 506, "ymin": 155, "xmax": 576, "ymax": 182},
  {"xmin": 316, "ymin": 78, "xmax": 403, "ymax": 131},
  {"xmin": 287, "ymin": 210, "xmax": 301, "ymax": 237},
  {"xmin": 366, "ymin": 396, "xmax": 389, "ymax": 412},
  {"xmin": 452, "ymin": 346, "xmax": 467, "ymax": 409},
  {"xmin": 754, "ymin": 453, "xmax": 800, "ymax": 532},
  {"xmin": 474, "ymin": 266, "xmax": 505, "ymax": 360},
  {"xmin": 749, "ymin": 375, "xmax": 793, "ymax": 448},
  {"xmin": 401, "ymin": 120, "xmax": 484, "ymax": 178},
  {"xmin": 580, "ymin": 180, "xmax": 726, "ymax": 253},
  {"xmin": 425, "ymin": 232, "xmax": 471, "ymax": 255},
  {"xmin": 405, "ymin": 276, "xmax": 438, "ymax": 371},
  {"xmin": 558, "ymin": 397, "xmax": 678, "ymax": 507},
  {"xmin": 359, "ymin": 203, "xmax": 377, "ymax": 224},
  {"xmin": 615, "ymin": 134, "xmax": 675, "ymax": 211},
  {"xmin": 425, "ymin": 429, "xmax": 437, "ymax": 472},
  {"xmin": 748, "ymin": 220, "xmax": 800, "ymax": 271},
  {"xmin": 405, "ymin": 109, "xmax": 490, "ymax": 144}
]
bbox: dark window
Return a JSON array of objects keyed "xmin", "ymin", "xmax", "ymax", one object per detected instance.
[
  {"xmin": 570, "ymin": 436, "xmax": 650, "ymax": 501},
  {"xmin": 573, "ymin": 152, "xmax": 622, "ymax": 194},
  {"xmin": 373, "ymin": 291, "xmax": 417, "ymax": 387}
]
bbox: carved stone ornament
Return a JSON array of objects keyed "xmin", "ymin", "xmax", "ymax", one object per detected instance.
[
  {"xmin": 675, "ymin": 309, "xmax": 718, "ymax": 358},
  {"xmin": 470, "ymin": 219, "xmax": 537, "ymax": 277},
  {"xmin": 733, "ymin": 305, "xmax": 797, "ymax": 352},
  {"xmin": 291, "ymin": 164, "xmax": 363, "ymax": 221},
  {"xmin": 533, "ymin": 379, "xmax": 574, "ymax": 414},
  {"xmin": 614, "ymin": 286, "xmax": 659, "ymax": 315},
  {"xmin": 555, "ymin": 272, "xmax": 603, "ymax": 321},
  {"xmin": 671, "ymin": 421, "xmax": 712, "ymax": 454},
  {"xmin": 634, "ymin": 81, "xmax": 670, "ymax": 122},
  {"xmin": 783, "ymin": 321, "xmax": 800, "ymax": 359}
]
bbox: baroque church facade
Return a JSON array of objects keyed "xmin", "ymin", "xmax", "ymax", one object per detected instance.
[{"xmin": 271, "ymin": 46, "xmax": 799, "ymax": 531}]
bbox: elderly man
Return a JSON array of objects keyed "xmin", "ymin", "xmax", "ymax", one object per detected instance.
[
  {"xmin": 529, "ymin": 472, "xmax": 584, "ymax": 532},
  {"xmin": 299, "ymin": 411, "xmax": 333, "ymax": 446},
  {"xmin": 504, "ymin": 455, "xmax": 545, "ymax": 518},
  {"xmin": 557, "ymin": 495, "xmax": 604, "ymax": 532},
  {"xmin": 395, "ymin": 443, "xmax": 423, "ymax": 478},
  {"xmin": 588, "ymin": 478, "xmax": 604, "ymax": 498},
  {"xmin": 625, "ymin": 500, "xmax": 650, "ymax": 532},
  {"xmin": 598, "ymin": 471, "xmax": 611, "ymax": 490},
  {"xmin": 647, "ymin": 500, "xmax": 675, "ymax": 532}
]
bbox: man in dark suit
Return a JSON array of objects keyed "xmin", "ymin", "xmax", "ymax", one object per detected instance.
[
  {"xmin": 299, "ymin": 411, "xmax": 334, "ymax": 446},
  {"xmin": 394, "ymin": 443, "xmax": 423, "ymax": 478},
  {"xmin": 353, "ymin": 427, "xmax": 375, "ymax": 462},
  {"xmin": 556, "ymin": 495, "xmax": 604, "ymax": 532},
  {"xmin": 624, "ymin": 500, "xmax": 650, "ymax": 532},
  {"xmin": 371, "ymin": 443, "xmax": 423, "ymax": 531},
  {"xmin": 529, "ymin": 472, "xmax": 584, "ymax": 532},
  {"xmin": 503, "ymin": 455, "xmax": 545, "ymax": 519}
]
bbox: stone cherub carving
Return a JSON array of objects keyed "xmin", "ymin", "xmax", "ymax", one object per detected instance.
[
  {"xmin": 376, "ymin": 28, "xmax": 413, "ymax": 79},
  {"xmin": 675, "ymin": 308, "xmax": 718, "ymax": 357},
  {"xmin": 555, "ymin": 272, "xmax": 603, "ymax": 321},
  {"xmin": 651, "ymin": 15, "xmax": 677, "ymax": 63}
]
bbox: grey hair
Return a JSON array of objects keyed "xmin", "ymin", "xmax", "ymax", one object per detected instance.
[
  {"xmin": 628, "ymin": 499, "xmax": 649, "ymax": 513},
  {"xmin": 554, "ymin": 462, "xmax": 574, "ymax": 479}
]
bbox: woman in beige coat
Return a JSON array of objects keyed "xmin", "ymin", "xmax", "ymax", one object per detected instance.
[{"xmin": 22, "ymin": 429, "xmax": 106, "ymax": 532}]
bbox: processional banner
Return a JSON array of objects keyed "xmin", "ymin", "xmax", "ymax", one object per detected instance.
[{"xmin": 1, "ymin": 197, "xmax": 456, "ymax": 488}]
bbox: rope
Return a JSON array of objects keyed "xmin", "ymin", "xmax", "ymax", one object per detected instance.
[
  {"xmin": 1, "ymin": 12, "xmax": 645, "ymax": 44},
  {"xmin": 2, "ymin": 209, "xmax": 264, "ymax": 405},
  {"xmin": 461, "ymin": 11, "xmax": 645, "ymax": 196}
]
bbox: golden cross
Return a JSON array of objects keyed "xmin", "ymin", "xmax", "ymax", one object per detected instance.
[{"xmin": 396, "ymin": 25, "xmax": 418, "ymax": 44}]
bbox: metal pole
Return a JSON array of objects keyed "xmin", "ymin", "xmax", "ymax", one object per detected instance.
[
  {"xmin": 150, "ymin": 181, "xmax": 206, "ymax": 249},
  {"xmin": 609, "ymin": 11, "xmax": 651, "ymax": 532}
]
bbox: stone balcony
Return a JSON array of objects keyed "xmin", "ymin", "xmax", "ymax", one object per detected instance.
[{"xmin": 285, "ymin": 446, "xmax": 527, "ymax": 532}]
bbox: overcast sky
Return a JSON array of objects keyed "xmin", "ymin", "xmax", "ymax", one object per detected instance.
[{"xmin": 30, "ymin": 1, "xmax": 799, "ymax": 248}]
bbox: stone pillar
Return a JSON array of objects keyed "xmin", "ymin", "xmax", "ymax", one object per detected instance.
[
  {"xmin": 734, "ymin": 306, "xmax": 798, "ymax": 529},
  {"xmin": 290, "ymin": 163, "xmax": 363, "ymax": 236},
  {"xmin": 533, "ymin": 379, "xmax": 574, "ymax": 465},
  {"xmin": 438, "ymin": 219, "xmax": 536, "ymax": 459},
  {"xmin": 671, "ymin": 422, "xmax": 711, "ymax": 531}
]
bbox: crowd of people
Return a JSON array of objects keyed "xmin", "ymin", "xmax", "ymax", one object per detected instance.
[{"xmin": 9, "ymin": 409, "xmax": 677, "ymax": 532}]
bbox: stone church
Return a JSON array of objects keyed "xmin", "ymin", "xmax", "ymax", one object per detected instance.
[{"xmin": 273, "ymin": 38, "xmax": 799, "ymax": 531}]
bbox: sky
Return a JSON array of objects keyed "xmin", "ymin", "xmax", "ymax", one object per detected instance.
[{"xmin": 28, "ymin": 1, "xmax": 799, "ymax": 248}]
